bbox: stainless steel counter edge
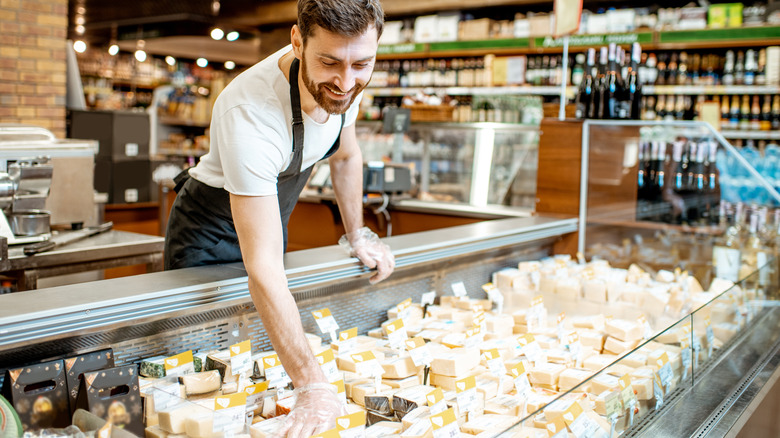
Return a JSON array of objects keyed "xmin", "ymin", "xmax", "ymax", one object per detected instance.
[{"xmin": 0, "ymin": 215, "xmax": 576, "ymax": 349}]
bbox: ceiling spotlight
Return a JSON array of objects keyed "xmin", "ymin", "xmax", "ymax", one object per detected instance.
[
  {"xmin": 108, "ymin": 44, "xmax": 119, "ymax": 56},
  {"xmin": 210, "ymin": 28, "xmax": 224, "ymax": 40},
  {"xmin": 196, "ymin": 58, "xmax": 208, "ymax": 67},
  {"xmin": 165, "ymin": 56, "xmax": 176, "ymax": 66},
  {"xmin": 75, "ymin": 15, "xmax": 85, "ymax": 25},
  {"xmin": 226, "ymin": 31, "xmax": 239, "ymax": 41},
  {"xmin": 135, "ymin": 50, "xmax": 147, "ymax": 62},
  {"xmin": 73, "ymin": 40, "xmax": 87, "ymax": 53},
  {"xmin": 211, "ymin": 0, "xmax": 221, "ymax": 15},
  {"xmin": 76, "ymin": 6, "xmax": 86, "ymax": 14},
  {"xmin": 224, "ymin": 61, "xmax": 235, "ymax": 70},
  {"xmin": 75, "ymin": 25, "xmax": 85, "ymax": 35}
]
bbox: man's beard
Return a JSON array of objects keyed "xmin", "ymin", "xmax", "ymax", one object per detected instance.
[{"xmin": 300, "ymin": 56, "xmax": 367, "ymax": 115}]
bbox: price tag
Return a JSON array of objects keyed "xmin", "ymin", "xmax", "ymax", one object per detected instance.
[
  {"xmin": 509, "ymin": 362, "xmax": 531, "ymax": 397},
  {"xmin": 262, "ymin": 354, "xmax": 291, "ymax": 388},
  {"xmin": 164, "ymin": 351, "xmax": 195, "ymax": 377},
  {"xmin": 430, "ymin": 408, "xmax": 459, "ymax": 438},
  {"xmin": 656, "ymin": 352, "xmax": 674, "ymax": 389},
  {"xmin": 463, "ymin": 326, "xmax": 482, "ymax": 348},
  {"xmin": 561, "ymin": 402, "xmax": 601, "ymax": 438},
  {"xmin": 151, "ymin": 382, "xmax": 180, "ymax": 411},
  {"xmin": 637, "ymin": 315, "xmax": 654, "ymax": 340},
  {"xmin": 451, "ymin": 281, "xmax": 468, "ymax": 298},
  {"xmin": 618, "ymin": 375, "xmax": 637, "ymax": 409},
  {"xmin": 229, "ymin": 340, "xmax": 252, "ymax": 376},
  {"xmin": 385, "ymin": 319, "xmax": 408, "ymax": 350},
  {"xmin": 482, "ymin": 349, "xmax": 505, "ymax": 378},
  {"xmin": 313, "ymin": 308, "xmax": 340, "ymax": 342},
  {"xmin": 516, "ymin": 334, "xmax": 544, "ymax": 365},
  {"xmin": 427, "ymin": 388, "xmax": 448, "ymax": 415},
  {"xmin": 482, "ymin": 282, "xmax": 504, "ymax": 313},
  {"xmin": 337, "ymin": 327, "xmax": 358, "ymax": 355},
  {"xmin": 244, "ymin": 381, "xmax": 269, "ymax": 408},
  {"xmin": 331, "ymin": 379, "xmax": 347, "ymax": 404},
  {"xmin": 316, "ymin": 349, "xmax": 341, "ymax": 382},
  {"xmin": 604, "ymin": 391, "xmax": 621, "ymax": 418},
  {"xmin": 352, "ymin": 351, "xmax": 383, "ymax": 378},
  {"xmin": 406, "ymin": 337, "xmax": 433, "ymax": 367},
  {"xmin": 705, "ymin": 316, "xmax": 714, "ymax": 357},
  {"xmin": 692, "ymin": 337, "xmax": 702, "ymax": 369},
  {"xmin": 455, "ymin": 376, "xmax": 478, "ymax": 414},
  {"xmin": 335, "ymin": 411, "xmax": 366, "ymax": 438},
  {"xmin": 213, "ymin": 392, "xmax": 247, "ymax": 433},
  {"xmin": 421, "ymin": 291, "xmax": 437, "ymax": 307},
  {"xmin": 473, "ymin": 311, "xmax": 487, "ymax": 332},
  {"xmin": 566, "ymin": 332, "xmax": 583, "ymax": 367},
  {"xmin": 395, "ymin": 298, "xmax": 413, "ymax": 320},
  {"xmin": 557, "ymin": 312, "xmax": 566, "ymax": 344},
  {"xmin": 713, "ymin": 246, "xmax": 741, "ymax": 282},
  {"xmin": 653, "ymin": 374, "xmax": 664, "ymax": 410}
]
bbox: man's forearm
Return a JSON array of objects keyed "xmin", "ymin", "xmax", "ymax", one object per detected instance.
[
  {"xmin": 330, "ymin": 153, "xmax": 365, "ymax": 234},
  {"xmin": 248, "ymin": 275, "xmax": 326, "ymax": 387}
]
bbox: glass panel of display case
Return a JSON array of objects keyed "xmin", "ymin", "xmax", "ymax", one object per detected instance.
[
  {"xmin": 354, "ymin": 121, "xmax": 540, "ymax": 209},
  {"xmin": 580, "ymin": 120, "xmax": 780, "ymax": 291}
]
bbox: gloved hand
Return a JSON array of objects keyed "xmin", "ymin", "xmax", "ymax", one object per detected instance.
[
  {"xmin": 273, "ymin": 383, "xmax": 345, "ymax": 438},
  {"xmin": 339, "ymin": 227, "xmax": 395, "ymax": 284}
]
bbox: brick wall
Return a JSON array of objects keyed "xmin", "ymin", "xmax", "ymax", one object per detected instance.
[{"xmin": 0, "ymin": 0, "xmax": 68, "ymax": 137}]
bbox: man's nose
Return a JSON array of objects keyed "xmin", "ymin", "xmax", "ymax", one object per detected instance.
[{"xmin": 333, "ymin": 67, "xmax": 356, "ymax": 91}]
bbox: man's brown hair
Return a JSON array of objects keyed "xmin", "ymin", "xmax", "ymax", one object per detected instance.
[{"xmin": 297, "ymin": 0, "xmax": 384, "ymax": 42}]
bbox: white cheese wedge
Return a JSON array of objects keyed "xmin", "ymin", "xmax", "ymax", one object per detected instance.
[
  {"xmin": 605, "ymin": 319, "xmax": 643, "ymax": 343},
  {"xmin": 603, "ymin": 336, "xmax": 640, "ymax": 355},
  {"xmin": 382, "ymin": 355, "xmax": 423, "ymax": 379},
  {"xmin": 401, "ymin": 406, "xmax": 430, "ymax": 430},
  {"xmin": 484, "ymin": 394, "xmax": 524, "ymax": 416},
  {"xmin": 558, "ymin": 368, "xmax": 594, "ymax": 392},
  {"xmin": 352, "ymin": 383, "xmax": 392, "ymax": 406},
  {"xmin": 179, "ymin": 370, "xmax": 221, "ymax": 396},
  {"xmin": 158, "ymin": 403, "xmax": 204, "ymax": 434},
  {"xmin": 249, "ymin": 415, "xmax": 287, "ymax": 438},
  {"xmin": 431, "ymin": 348, "xmax": 480, "ymax": 377},
  {"xmin": 528, "ymin": 363, "xmax": 566, "ymax": 387}
]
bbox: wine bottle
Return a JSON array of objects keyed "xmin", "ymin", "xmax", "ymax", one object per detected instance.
[
  {"xmin": 643, "ymin": 96, "xmax": 656, "ymax": 120},
  {"xmin": 740, "ymin": 95, "xmax": 751, "ymax": 130},
  {"xmin": 645, "ymin": 53, "xmax": 658, "ymax": 86},
  {"xmin": 664, "ymin": 94, "xmax": 676, "ymax": 121},
  {"xmin": 656, "ymin": 95, "xmax": 666, "ymax": 120},
  {"xmin": 667, "ymin": 53, "xmax": 679, "ymax": 85},
  {"xmin": 761, "ymin": 96, "xmax": 772, "ymax": 131},
  {"xmin": 721, "ymin": 96, "xmax": 731, "ymax": 130},
  {"xmin": 575, "ymin": 48, "xmax": 596, "ymax": 119},
  {"xmin": 590, "ymin": 46, "xmax": 608, "ymax": 119},
  {"xmin": 722, "ymin": 50, "xmax": 735, "ymax": 86},
  {"xmin": 572, "ymin": 53, "xmax": 586, "ymax": 86},
  {"xmin": 625, "ymin": 42, "xmax": 642, "ymax": 120},
  {"xmin": 600, "ymin": 44, "xmax": 621, "ymax": 119},
  {"xmin": 735, "ymin": 51, "xmax": 745, "ymax": 85},
  {"xmin": 756, "ymin": 49, "xmax": 767, "ymax": 85},
  {"xmin": 730, "ymin": 95, "xmax": 741, "ymax": 129},
  {"xmin": 744, "ymin": 50, "xmax": 757, "ymax": 86},
  {"xmin": 751, "ymin": 96, "xmax": 761, "ymax": 130}
]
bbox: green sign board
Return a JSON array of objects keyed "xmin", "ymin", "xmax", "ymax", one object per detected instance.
[
  {"xmin": 377, "ymin": 43, "xmax": 425, "ymax": 55},
  {"xmin": 533, "ymin": 32, "xmax": 653, "ymax": 48},
  {"xmin": 428, "ymin": 38, "xmax": 530, "ymax": 52},
  {"xmin": 659, "ymin": 26, "xmax": 780, "ymax": 43}
]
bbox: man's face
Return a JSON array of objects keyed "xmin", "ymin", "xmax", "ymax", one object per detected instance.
[{"xmin": 299, "ymin": 26, "xmax": 378, "ymax": 115}]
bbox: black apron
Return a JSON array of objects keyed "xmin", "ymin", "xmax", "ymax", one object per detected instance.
[{"xmin": 164, "ymin": 57, "xmax": 345, "ymax": 270}]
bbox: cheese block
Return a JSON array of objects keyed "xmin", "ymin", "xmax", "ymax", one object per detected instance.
[
  {"xmin": 179, "ymin": 370, "xmax": 221, "ymax": 396},
  {"xmin": 588, "ymin": 373, "xmax": 620, "ymax": 394},
  {"xmin": 474, "ymin": 375, "xmax": 499, "ymax": 400},
  {"xmin": 140, "ymin": 356, "xmax": 167, "ymax": 378},
  {"xmin": 554, "ymin": 277, "xmax": 581, "ymax": 301},
  {"xmin": 592, "ymin": 390, "xmax": 616, "ymax": 416},
  {"xmin": 621, "ymin": 352, "xmax": 649, "ymax": 369},
  {"xmin": 366, "ymin": 421, "xmax": 403, "ymax": 437},
  {"xmin": 367, "ymin": 327, "xmax": 385, "ymax": 339},
  {"xmin": 275, "ymin": 396, "xmax": 296, "ymax": 416},
  {"xmin": 346, "ymin": 403, "xmax": 367, "ymax": 415},
  {"xmin": 557, "ymin": 368, "xmax": 593, "ymax": 392},
  {"xmin": 249, "ymin": 415, "xmax": 287, "ymax": 438},
  {"xmin": 400, "ymin": 417, "xmax": 433, "ymax": 438},
  {"xmin": 578, "ymin": 331, "xmax": 606, "ymax": 352},
  {"xmin": 484, "ymin": 394, "xmax": 523, "ymax": 416},
  {"xmin": 145, "ymin": 426, "xmax": 167, "ymax": 438},
  {"xmin": 528, "ymin": 363, "xmax": 566, "ymax": 387},
  {"xmin": 534, "ymin": 335, "xmax": 558, "ymax": 350},
  {"xmin": 630, "ymin": 367, "xmax": 655, "ymax": 380},
  {"xmin": 542, "ymin": 393, "xmax": 589, "ymax": 419},
  {"xmin": 461, "ymin": 414, "xmax": 520, "ymax": 435},
  {"xmin": 345, "ymin": 378, "xmax": 372, "ymax": 399},
  {"xmin": 496, "ymin": 268, "xmax": 521, "ymax": 290},
  {"xmin": 632, "ymin": 378, "xmax": 653, "ymax": 400},
  {"xmin": 305, "ymin": 333, "xmax": 322, "ymax": 350},
  {"xmin": 185, "ymin": 414, "xmax": 218, "ymax": 438},
  {"xmin": 261, "ymin": 395, "xmax": 276, "ymax": 418},
  {"xmin": 430, "ymin": 366, "xmax": 486, "ymax": 391},
  {"xmin": 604, "ymin": 364, "xmax": 635, "ymax": 377},
  {"xmin": 337, "ymin": 350, "xmax": 386, "ymax": 373},
  {"xmin": 713, "ymin": 322, "xmax": 739, "ymax": 343},
  {"xmin": 352, "ymin": 383, "xmax": 392, "ymax": 406},
  {"xmin": 389, "ymin": 304, "xmax": 424, "ymax": 321},
  {"xmin": 392, "ymin": 385, "xmax": 435, "ymax": 414},
  {"xmin": 603, "ymin": 336, "xmax": 639, "ymax": 355},
  {"xmin": 486, "ymin": 314, "xmax": 514, "ymax": 337},
  {"xmin": 524, "ymin": 389, "xmax": 559, "ymax": 415},
  {"xmin": 382, "ymin": 355, "xmax": 423, "ymax": 379},
  {"xmin": 205, "ymin": 351, "xmax": 240, "ymax": 383},
  {"xmin": 431, "ymin": 349, "xmax": 480, "ymax": 377},
  {"xmin": 159, "ymin": 403, "xmax": 203, "ymax": 434},
  {"xmin": 583, "ymin": 279, "xmax": 608, "ymax": 302},
  {"xmin": 384, "ymin": 373, "xmax": 424, "ymax": 389},
  {"xmin": 544, "ymin": 349, "xmax": 574, "ymax": 366},
  {"xmin": 570, "ymin": 315, "xmax": 605, "ymax": 331},
  {"xmin": 401, "ymin": 406, "xmax": 430, "ymax": 430},
  {"xmin": 367, "ymin": 410, "xmax": 396, "ymax": 426},
  {"xmin": 604, "ymin": 319, "xmax": 643, "ymax": 343},
  {"xmin": 365, "ymin": 391, "xmax": 396, "ymax": 415}
]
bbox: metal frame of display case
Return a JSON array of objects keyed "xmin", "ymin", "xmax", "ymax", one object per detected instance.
[{"xmin": 577, "ymin": 120, "xmax": 780, "ymax": 254}]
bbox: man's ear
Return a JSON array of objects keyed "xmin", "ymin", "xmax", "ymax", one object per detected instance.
[{"xmin": 291, "ymin": 25, "xmax": 303, "ymax": 60}]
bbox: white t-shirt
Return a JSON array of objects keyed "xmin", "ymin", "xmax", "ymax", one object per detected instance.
[{"xmin": 190, "ymin": 45, "xmax": 362, "ymax": 196}]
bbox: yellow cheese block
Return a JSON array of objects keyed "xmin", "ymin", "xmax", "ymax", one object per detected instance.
[
  {"xmin": 588, "ymin": 373, "xmax": 620, "ymax": 394},
  {"xmin": 382, "ymin": 355, "xmax": 423, "ymax": 379},
  {"xmin": 158, "ymin": 403, "xmax": 206, "ymax": 434},
  {"xmin": 570, "ymin": 314, "xmax": 605, "ymax": 331},
  {"xmin": 528, "ymin": 363, "xmax": 566, "ymax": 387},
  {"xmin": 557, "ymin": 368, "xmax": 593, "ymax": 392},
  {"xmin": 484, "ymin": 394, "xmax": 524, "ymax": 416},
  {"xmin": 249, "ymin": 416, "xmax": 287, "ymax": 438},
  {"xmin": 185, "ymin": 414, "xmax": 219, "ymax": 438},
  {"xmin": 461, "ymin": 414, "xmax": 520, "ymax": 435},
  {"xmin": 336, "ymin": 350, "xmax": 386, "ymax": 373},
  {"xmin": 400, "ymin": 416, "xmax": 433, "ymax": 438},
  {"xmin": 603, "ymin": 336, "xmax": 639, "ymax": 355},
  {"xmin": 384, "ymin": 372, "xmax": 424, "ymax": 389},
  {"xmin": 179, "ymin": 370, "xmax": 221, "ymax": 396},
  {"xmin": 554, "ymin": 277, "xmax": 581, "ymax": 301},
  {"xmin": 632, "ymin": 377, "xmax": 653, "ymax": 400},
  {"xmin": 366, "ymin": 421, "xmax": 404, "ymax": 437},
  {"xmin": 352, "ymin": 382, "xmax": 392, "ymax": 406},
  {"xmin": 402, "ymin": 406, "xmax": 430, "ymax": 430},
  {"xmin": 393, "ymin": 385, "xmax": 436, "ymax": 414},
  {"xmin": 583, "ymin": 279, "xmax": 608, "ymax": 302},
  {"xmin": 345, "ymin": 378, "xmax": 372, "ymax": 399},
  {"xmin": 605, "ymin": 319, "xmax": 642, "ymax": 343},
  {"xmin": 145, "ymin": 426, "xmax": 167, "ymax": 438},
  {"xmin": 431, "ymin": 348, "xmax": 481, "ymax": 377},
  {"xmin": 430, "ymin": 366, "xmax": 486, "ymax": 391}
]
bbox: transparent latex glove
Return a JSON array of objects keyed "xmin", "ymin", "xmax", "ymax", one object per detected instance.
[
  {"xmin": 339, "ymin": 227, "xmax": 395, "ymax": 284},
  {"xmin": 273, "ymin": 383, "xmax": 345, "ymax": 438}
]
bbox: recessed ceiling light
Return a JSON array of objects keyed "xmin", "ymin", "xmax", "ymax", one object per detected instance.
[
  {"xmin": 165, "ymin": 56, "xmax": 176, "ymax": 66},
  {"xmin": 225, "ymin": 61, "xmax": 235, "ymax": 70},
  {"xmin": 135, "ymin": 50, "xmax": 147, "ymax": 62},
  {"xmin": 108, "ymin": 44, "xmax": 119, "ymax": 56},
  {"xmin": 73, "ymin": 40, "xmax": 86, "ymax": 53},
  {"xmin": 196, "ymin": 58, "xmax": 208, "ymax": 67},
  {"xmin": 75, "ymin": 25, "xmax": 85, "ymax": 35},
  {"xmin": 226, "ymin": 31, "xmax": 239, "ymax": 41},
  {"xmin": 210, "ymin": 28, "xmax": 224, "ymax": 40}
]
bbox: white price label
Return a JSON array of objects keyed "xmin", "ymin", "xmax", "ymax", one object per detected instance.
[
  {"xmin": 451, "ymin": 281, "xmax": 468, "ymax": 297},
  {"xmin": 487, "ymin": 357, "xmax": 505, "ymax": 377},
  {"xmin": 713, "ymin": 246, "xmax": 741, "ymax": 282},
  {"xmin": 231, "ymin": 352, "xmax": 252, "ymax": 376},
  {"xmin": 313, "ymin": 309, "xmax": 340, "ymax": 335},
  {"xmin": 653, "ymin": 379, "xmax": 664, "ymax": 410},
  {"xmin": 430, "ymin": 400, "xmax": 448, "ymax": 415},
  {"xmin": 152, "ymin": 383, "xmax": 180, "ymax": 411},
  {"xmin": 355, "ymin": 359, "xmax": 383, "ymax": 378},
  {"xmin": 692, "ymin": 337, "xmax": 701, "ymax": 369},
  {"xmin": 213, "ymin": 406, "xmax": 245, "ymax": 433},
  {"xmin": 681, "ymin": 348, "xmax": 692, "ymax": 379},
  {"xmin": 387, "ymin": 327, "xmax": 408, "ymax": 350},
  {"xmin": 421, "ymin": 291, "xmax": 437, "ymax": 307},
  {"xmin": 514, "ymin": 373, "xmax": 531, "ymax": 397},
  {"xmin": 409, "ymin": 345, "xmax": 433, "ymax": 367},
  {"xmin": 518, "ymin": 340, "xmax": 543, "ymax": 364},
  {"xmin": 322, "ymin": 361, "xmax": 340, "ymax": 382},
  {"xmin": 706, "ymin": 325, "xmax": 715, "ymax": 356},
  {"xmin": 658, "ymin": 363, "xmax": 674, "ymax": 388},
  {"xmin": 266, "ymin": 365, "xmax": 291, "ymax": 388},
  {"xmin": 568, "ymin": 414, "xmax": 604, "ymax": 438},
  {"xmin": 456, "ymin": 388, "xmax": 478, "ymax": 413}
]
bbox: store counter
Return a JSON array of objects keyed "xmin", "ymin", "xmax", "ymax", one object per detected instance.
[{"xmin": 2, "ymin": 230, "xmax": 164, "ymax": 290}]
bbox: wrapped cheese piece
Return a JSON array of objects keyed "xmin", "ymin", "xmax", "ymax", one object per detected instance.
[
  {"xmin": 336, "ymin": 350, "xmax": 387, "ymax": 373},
  {"xmin": 345, "ymin": 378, "xmax": 372, "ymax": 399},
  {"xmin": 431, "ymin": 348, "xmax": 480, "ymax": 377},
  {"xmin": 205, "ymin": 351, "xmax": 240, "ymax": 383},
  {"xmin": 713, "ymin": 322, "xmax": 739, "ymax": 343},
  {"xmin": 365, "ymin": 391, "xmax": 396, "ymax": 415},
  {"xmin": 430, "ymin": 366, "xmax": 486, "ymax": 391},
  {"xmin": 366, "ymin": 421, "xmax": 403, "ymax": 437},
  {"xmin": 158, "ymin": 403, "xmax": 206, "ymax": 434},
  {"xmin": 589, "ymin": 373, "xmax": 621, "ymax": 394},
  {"xmin": 249, "ymin": 415, "xmax": 287, "ymax": 438},
  {"xmin": 603, "ymin": 336, "xmax": 640, "ymax": 355},
  {"xmin": 400, "ymin": 415, "xmax": 433, "ymax": 438},
  {"xmin": 140, "ymin": 356, "xmax": 167, "ymax": 378},
  {"xmin": 484, "ymin": 394, "xmax": 524, "ymax": 416},
  {"xmin": 353, "ymin": 383, "xmax": 392, "ymax": 406},
  {"xmin": 570, "ymin": 314, "xmax": 605, "ymax": 331},
  {"xmin": 528, "ymin": 363, "xmax": 566, "ymax": 387},
  {"xmin": 632, "ymin": 378, "xmax": 654, "ymax": 400},
  {"xmin": 382, "ymin": 355, "xmax": 423, "ymax": 379},
  {"xmin": 461, "ymin": 414, "xmax": 521, "ymax": 435},
  {"xmin": 605, "ymin": 319, "xmax": 643, "ymax": 343},
  {"xmin": 392, "ymin": 385, "xmax": 435, "ymax": 414},
  {"xmin": 558, "ymin": 368, "xmax": 594, "ymax": 392},
  {"xmin": 579, "ymin": 331, "xmax": 606, "ymax": 352},
  {"xmin": 367, "ymin": 410, "xmax": 396, "ymax": 426},
  {"xmin": 384, "ymin": 373, "xmax": 423, "ymax": 389},
  {"xmin": 179, "ymin": 370, "xmax": 221, "ymax": 396},
  {"xmin": 401, "ymin": 406, "xmax": 430, "ymax": 429}
]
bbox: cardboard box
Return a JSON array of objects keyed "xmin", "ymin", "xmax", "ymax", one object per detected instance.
[
  {"xmin": 459, "ymin": 18, "xmax": 492, "ymax": 41},
  {"xmin": 75, "ymin": 365, "xmax": 143, "ymax": 436},
  {"xmin": 708, "ymin": 3, "xmax": 743, "ymax": 28},
  {"xmin": 528, "ymin": 13, "xmax": 553, "ymax": 37},
  {"xmin": 64, "ymin": 349, "xmax": 115, "ymax": 414},
  {"xmin": 437, "ymin": 13, "xmax": 460, "ymax": 42},
  {"xmin": 413, "ymin": 15, "xmax": 438, "ymax": 43},
  {"xmin": 2, "ymin": 360, "xmax": 70, "ymax": 431},
  {"xmin": 69, "ymin": 110, "xmax": 151, "ymax": 161}
]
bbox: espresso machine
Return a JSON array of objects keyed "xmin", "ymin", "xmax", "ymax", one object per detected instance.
[{"xmin": 0, "ymin": 124, "xmax": 98, "ymax": 245}]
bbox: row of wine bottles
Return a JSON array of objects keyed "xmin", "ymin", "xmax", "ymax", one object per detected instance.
[
  {"xmin": 574, "ymin": 43, "xmax": 643, "ymax": 120},
  {"xmin": 637, "ymin": 94, "xmax": 780, "ymax": 128}
]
